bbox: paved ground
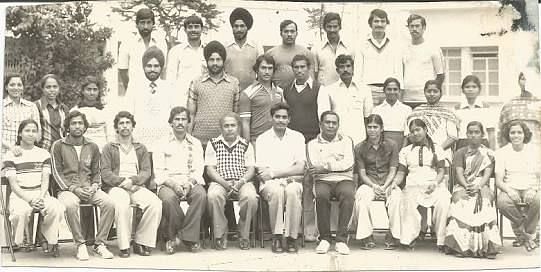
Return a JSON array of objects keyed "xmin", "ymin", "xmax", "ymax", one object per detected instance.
[{"xmin": 1, "ymin": 236, "xmax": 539, "ymax": 271}]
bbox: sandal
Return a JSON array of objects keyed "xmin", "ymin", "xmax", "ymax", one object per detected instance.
[
  {"xmin": 512, "ymin": 238, "xmax": 524, "ymax": 247},
  {"xmin": 41, "ymin": 241, "xmax": 50, "ymax": 253},
  {"xmin": 239, "ymin": 238, "xmax": 250, "ymax": 250},
  {"xmin": 524, "ymin": 239, "xmax": 539, "ymax": 252}
]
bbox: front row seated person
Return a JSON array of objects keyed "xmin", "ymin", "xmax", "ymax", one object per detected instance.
[
  {"xmin": 100, "ymin": 111, "xmax": 162, "ymax": 258},
  {"xmin": 255, "ymin": 102, "xmax": 306, "ymax": 253},
  {"xmin": 153, "ymin": 106, "xmax": 207, "ymax": 254},
  {"xmin": 4, "ymin": 119, "xmax": 64, "ymax": 257},
  {"xmin": 349, "ymin": 114, "xmax": 401, "ymax": 250},
  {"xmin": 51, "ymin": 110, "xmax": 115, "ymax": 260},
  {"xmin": 391, "ymin": 118, "xmax": 450, "ymax": 250},
  {"xmin": 307, "ymin": 111, "xmax": 355, "ymax": 255},
  {"xmin": 206, "ymin": 112, "xmax": 258, "ymax": 250}
]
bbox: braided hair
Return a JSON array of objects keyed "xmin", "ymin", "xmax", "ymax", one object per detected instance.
[{"xmin": 409, "ymin": 118, "xmax": 438, "ymax": 168}]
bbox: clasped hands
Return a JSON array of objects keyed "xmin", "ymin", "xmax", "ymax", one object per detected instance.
[{"xmin": 74, "ymin": 183, "xmax": 99, "ymax": 201}]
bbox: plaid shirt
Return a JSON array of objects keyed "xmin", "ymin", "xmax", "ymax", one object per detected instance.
[
  {"xmin": 35, "ymin": 97, "xmax": 68, "ymax": 151},
  {"xmin": 2, "ymin": 96, "xmax": 41, "ymax": 154}
]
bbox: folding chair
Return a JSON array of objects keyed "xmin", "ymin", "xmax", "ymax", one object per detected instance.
[{"xmin": 1, "ymin": 177, "xmax": 16, "ymax": 261}]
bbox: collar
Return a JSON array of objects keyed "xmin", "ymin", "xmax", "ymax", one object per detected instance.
[
  {"xmin": 61, "ymin": 135, "xmax": 92, "ymax": 146},
  {"xmin": 380, "ymin": 99, "xmax": 403, "ymax": 108},
  {"xmin": 216, "ymin": 135, "xmax": 244, "ymax": 148},
  {"xmin": 40, "ymin": 96, "xmax": 62, "ymax": 109},
  {"xmin": 168, "ymin": 132, "xmax": 195, "ymax": 145},
  {"xmin": 4, "ymin": 96, "xmax": 33, "ymax": 107},
  {"xmin": 459, "ymin": 96, "xmax": 484, "ymax": 109},
  {"xmin": 134, "ymin": 32, "xmax": 158, "ymax": 44},
  {"xmin": 294, "ymin": 77, "xmax": 313, "ymax": 89},
  {"xmin": 271, "ymin": 128, "xmax": 292, "ymax": 139},
  {"xmin": 111, "ymin": 135, "xmax": 142, "ymax": 146},
  {"xmin": 322, "ymin": 38, "xmax": 347, "ymax": 49},
  {"xmin": 412, "ymin": 139, "xmax": 430, "ymax": 148},
  {"xmin": 180, "ymin": 40, "xmax": 205, "ymax": 49},
  {"xmin": 202, "ymin": 73, "xmax": 232, "ymax": 83},
  {"xmin": 367, "ymin": 33, "xmax": 390, "ymax": 50},
  {"xmin": 227, "ymin": 39, "xmax": 256, "ymax": 48},
  {"xmin": 317, "ymin": 133, "xmax": 344, "ymax": 144},
  {"xmin": 338, "ymin": 79, "xmax": 358, "ymax": 88}
]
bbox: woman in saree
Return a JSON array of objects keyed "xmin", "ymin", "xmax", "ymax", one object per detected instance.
[{"xmin": 444, "ymin": 121, "xmax": 501, "ymax": 258}]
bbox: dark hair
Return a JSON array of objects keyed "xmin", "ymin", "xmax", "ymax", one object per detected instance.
[
  {"xmin": 335, "ymin": 54, "xmax": 354, "ymax": 68},
  {"xmin": 15, "ymin": 119, "xmax": 40, "ymax": 146},
  {"xmin": 291, "ymin": 54, "xmax": 311, "ymax": 68},
  {"xmin": 253, "ymin": 54, "xmax": 276, "ymax": 73},
  {"xmin": 184, "ymin": 15, "xmax": 204, "ymax": 28},
  {"xmin": 368, "ymin": 9, "xmax": 389, "ymax": 27},
  {"xmin": 466, "ymin": 121, "xmax": 485, "ymax": 138},
  {"xmin": 320, "ymin": 110, "xmax": 340, "ymax": 123},
  {"xmin": 366, "ymin": 114, "xmax": 384, "ymax": 128},
  {"xmin": 219, "ymin": 112, "xmax": 241, "ymax": 127},
  {"xmin": 461, "ymin": 75, "xmax": 481, "ymax": 90},
  {"xmin": 323, "ymin": 12, "xmax": 341, "ymax": 27},
  {"xmin": 78, "ymin": 75, "xmax": 104, "ymax": 110},
  {"xmin": 407, "ymin": 14, "xmax": 426, "ymax": 27},
  {"xmin": 383, "ymin": 77, "xmax": 401, "ymax": 91},
  {"xmin": 37, "ymin": 74, "xmax": 61, "ymax": 101},
  {"xmin": 504, "ymin": 120, "xmax": 532, "ymax": 144},
  {"xmin": 64, "ymin": 110, "xmax": 89, "ymax": 133},
  {"xmin": 424, "ymin": 79, "xmax": 442, "ymax": 92},
  {"xmin": 409, "ymin": 119, "xmax": 438, "ymax": 167},
  {"xmin": 270, "ymin": 102, "xmax": 290, "ymax": 117},
  {"xmin": 135, "ymin": 8, "xmax": 155, "ymax": 25},
  {"xmin": 113, "ymin": 111, "xmax": 136, "ymax": 130},
  {"xmin": 168, "ymin": 106, "xmax": 191, "ymax": 124},
  {"xmin": 279, "ymin": 20, "xmax": 297, "ymax": 32},
  {"xmin": 4, "ymin": 73, "xmax": 24, "ymax": 97}
]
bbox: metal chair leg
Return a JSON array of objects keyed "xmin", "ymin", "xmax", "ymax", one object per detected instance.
[{"xmin": 0, "ymin": 185, "xmax": 16, "ymax": 261}]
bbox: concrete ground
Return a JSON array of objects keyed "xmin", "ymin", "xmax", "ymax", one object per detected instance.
[{"xmin": 1, "ymin": 235, "xmax": 539, "ymax": 271}]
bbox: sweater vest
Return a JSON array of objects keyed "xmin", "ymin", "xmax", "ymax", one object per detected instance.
[
  {"xmin": 284, "ymin": 81, "xmax": 321, "ymax": 138},
  {"xmin": 210, "ymin": 138, "xmax": 249, "ymax": 181}
]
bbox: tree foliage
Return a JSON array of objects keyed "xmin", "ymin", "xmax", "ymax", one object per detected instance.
[
  {"xmin": 5, "ymin": 1, "xmax": 114, "ymax": 108},
  {"xmin": 304, "ymin": 4, "xmax": 325, "ymax": 42},
  {"xmin": 111, "ymin": 0, "xmax": 222, "ymax": 48}
]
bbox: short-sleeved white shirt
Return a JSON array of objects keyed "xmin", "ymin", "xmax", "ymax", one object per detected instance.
[
  {"xmin": 255, "ymin": 128, "xmax": 305, "ymax": 172},
  {"xmin": 399, "ymin": 144, "xmax": 445, "ymax": 188},
  {"xmin": 402, "ymin": 41, "xmax": 444, "ymax": 102},
  {"xmin": 495, "ymin": 144, "xmax": 540, "ymax": 191},
  {"xmin": 373, "ymin": 100, "xmax": 412, "ymax": 132}
]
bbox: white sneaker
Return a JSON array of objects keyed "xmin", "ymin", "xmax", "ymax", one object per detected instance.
[
  {"xmin": 76, "ymin": 244, "xmax": 89, "ymax": 261},
  {"xmin": 335, "ymin": 242, "xmax": 350, "ymax": 255},
  {"xmin": 315, "ymin": 240, "xmax": 330, "ymax": 254},
  {"xmin": 94, "ymin": 244, "xmax": 114, "ymax": 259}
]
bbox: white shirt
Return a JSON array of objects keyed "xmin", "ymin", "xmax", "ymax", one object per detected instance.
[
  {"xmin": 292, "ymin": 77, "xmax": 331, "ymax": 119},
  {"xmin": 325, "ymin": 79, "xmax": 373, "ymax": 145},
  {"xmin": 356, "ymin": 33, "xmax": 403, "ymax": 86},
  {"xmin": 118, "ymin": 32, "xmax": 168, "ymax": 88},
  {"xmin": 255, "ymin": 128, "xmax": 305, "ymax": 172},
  {"xmin": 455, "ymin": 97, "xmax": 496, "ymax": 139},
  {"xmin": 165, "ymin": 41, "xmax": 207, "ymax": 105},
  {"xmin": 402, "ymin": 41, "xmax": 445, "ymax": 102},
  {"xmin": 495, "ymin": 144, "xmax": 540, "ymax": 191},
  {"xmin": 312, "ymin": 38, "xmax": 355, "ymax": 86},
  {"xmin": 372, "ymin": 99, "xmax": 412, "ymax": 132},
  {"xmin": 118, "ymin": 146, "xmax": 139, "ymax": 178}
]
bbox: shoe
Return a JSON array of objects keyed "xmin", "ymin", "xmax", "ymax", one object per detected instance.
[
  {"xmin": 335, "ymin": 242, "xmax": 350, "ymax": 255},
  {"xmin": 183, "ymin": 240, "xmax": 202, "ymax": 252},
  {"xmin": 41, "ymin": 241, "xmax": 50, "ymax": 253},
  {"xmin": 271, "ymin": 236, "xmax": 283, "ymax": 253},
  {"xmin": 119, "ymin": 249, "xmax": 130, "ymax": 258},
  {"xmin": 315, "ymin": 240, "xmax": 330, "ymax": 254},
  {"xmin": 239, "ymin": 239, "xmax": 250, "ymax": 250},
  {"xmin": 286, "ymin": 237, "xmax": 298, "ymax": 253},
  {"xmin": 50, "ymin": 244, "xmax": 59, "ymax": 257},
  {"xmin": 165, "ymin": 240, "xmax": 175, "ymax": 255},
  {"xmin": 512, "ymin": 238, "xmax": 524, "ymax": 247},
  {"xmin": 76, "ymin": 244, "xmax": 89, "ymax": 261},
  {"xmin": 94, "ymin": 244, "xmax": 114, "ymax": 259},
  {"xmin": 133, "ymin": 243, "xmax": 151, "ymax": 256},
  {"xmin": 360, "ymin": 236, "xmax": 376, "ymax": 250},
  {"xmin": 215, "ymin": 237, "xmax": 227, "ymax": 250}
]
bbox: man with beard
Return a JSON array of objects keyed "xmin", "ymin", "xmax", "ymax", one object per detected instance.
[
  {"xmin": 118, "ymin": 8, "xmax": 167, "ymax": 96},
  {"xmin": 187, "ymin": 41, "xmax": 240, "ymax": 147},
  {"xmin": 266, "ymin": 20, "xmax": 313, "ymax": 90},
  {"xmin": 356, "ymin": 9, "xmax": 403, "ymax": 105},
  {"xmin": 402, "ymin": 14, "xmax": 445, "ymax": 106},
  {"xmin": 123, "ymin": 46, "xmax": 176, "ymax": 152},
  {"xmin": 166, "ymin": 15, "xmax": 207, "ymax": 105},
  {"xmin": 51, "ymin": 111, "xmax": 115, "ymax": 260},
  {"xmin": 225, "ymin": 8, "xmax": 264, "ymax": 91},
  {"xmin": 101, "ymin": 111, "xmax": 162, "ymax": 258},
  {"xmin": 312, "ymin": 12, "xmax": 354, "ymax": 86},
  {"xmin": 153, "ymin": 107, "xmax": 207, "ymax": 254}
]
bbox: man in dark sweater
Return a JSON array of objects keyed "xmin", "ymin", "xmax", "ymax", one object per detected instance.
[{"xmin": 283, "ymin": 54, "xmax": 331, "ymax": 144}]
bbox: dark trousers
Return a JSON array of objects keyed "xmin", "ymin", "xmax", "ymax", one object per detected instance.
[
  {"xmin": 315, "ymin": 180, "xmax": 355, "ymax": 243},
  {"xmin": 158, "ymin": 185, "xmax": 207, "ymax": 243}
]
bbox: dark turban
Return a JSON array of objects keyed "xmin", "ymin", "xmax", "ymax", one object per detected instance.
[
  {"xmin": 135, "ymin": 8, "xmax": 154, "ymax": 24},
  {"xmin": 204, "ymin": 41, "xmax": 226, "ymax": 62},
  {"xmin": 142, "ymin": 46, "xmax": 165, "ymax": 68},
  {"xmin": 229, "ymin": 8, "xmax": 253, "ymax": 30}
]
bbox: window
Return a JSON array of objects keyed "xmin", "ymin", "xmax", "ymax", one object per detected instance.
[{"xmin": 441, "ymin": 46, "xmax": 499, "ymax": 98}]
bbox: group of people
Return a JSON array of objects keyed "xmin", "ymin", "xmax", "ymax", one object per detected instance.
[{"xmin": 1, "ymin": 5, "xmax": 540, "ymax": 263}]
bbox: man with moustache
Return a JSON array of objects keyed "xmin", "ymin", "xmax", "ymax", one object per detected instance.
[
  {"xmin": 101, "ymin": 111, "xmax": 162, "ymax": 258},
  {"xmin": 356, "ymin": 9, "xmax": 403, "ymax": 105},
  {"xmin": 166, "ymin": 15, "xmax": 207, "ymax": 105},
  {"xmin": 225, "ymin": 8, "xmax": 264, "ymax": 91},
  {"xmin": 312, "ymin": 12, "xmax": 355, "ymax": 86},
  {"xmin": 402, "ymin": 14, "xmax": 445, "ymax": 106},
  {"xmin": 267, "ymin": 20, "xmax": 313, "ymax": 90},
  {"xmin": 239, "ymin": 55, "xmax": 284, "ymax": 144},
  {"xmin": 153, "ymin": 107, "xmax": 207, "ymax": 254},
  {"xmin": 51, "ymin": 111, "xmax": 115, "ymax": 260},
  {"xmin": 118, "ymin": 8, "xmax": 167, "ymax": 95},
  {"xmin": 188, "ymin": 41, "xmax": 240, "ymax": 147}
]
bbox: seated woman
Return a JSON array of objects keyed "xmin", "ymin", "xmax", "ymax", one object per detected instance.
[
  {"xmin": 3, "ymin": 119, "xmax": 65, "ymax": 256},
  {"xmin": 444, "ymin": 121, "xmax": 501, "ymax": 258},
  {"xmin": 495, "ymin": 120, "xmax": 540, "ymax": 252},
  {"xmin": 392, "ymin": 119, "xmax": 451, "ymax": 250},
  {"xmin": 349, "ymin": 114, "xmax": 401, "ymax": 250}
]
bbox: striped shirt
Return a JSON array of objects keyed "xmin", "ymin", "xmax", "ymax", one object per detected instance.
[
  {"xmin": 4, "ymin": 146, "xmax": 51, "ymax": 189},
  {"xmin": 2, "ymin": 96, "xmax": 41, "ymax": 154},
  {"xmin": 239, "ymin": 82, "xmax": 284, "ymax": 139}
]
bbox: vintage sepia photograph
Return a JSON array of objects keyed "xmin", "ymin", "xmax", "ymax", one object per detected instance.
[{"xmin": 0, "ymin": 0, "xmax": 540, "ymax": 271}]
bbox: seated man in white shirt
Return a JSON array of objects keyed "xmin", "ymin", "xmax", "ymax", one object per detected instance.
[
  {"xmin": 206, "ymin": 112, "xmax": 258, "ymax": 250},
  {"xmin": 256, "ymin": 102, "xmax": 306, "ymax": 253}
]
